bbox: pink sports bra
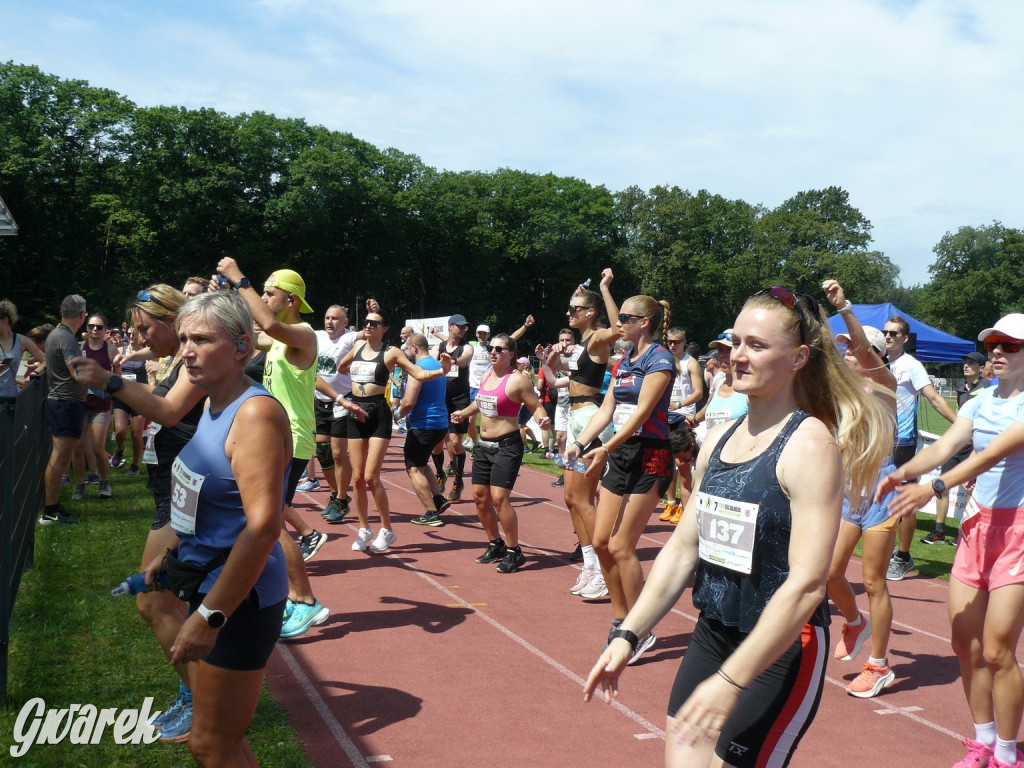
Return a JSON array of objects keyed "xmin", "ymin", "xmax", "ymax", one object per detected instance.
[{"xmin": 475, "ymin": 370, "xmax": 519, "ymax": 419}]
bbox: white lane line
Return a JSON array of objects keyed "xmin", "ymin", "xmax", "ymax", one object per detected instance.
[{"xmin": 277, "ymin": 644, "xmax": 370, "ymax": 768}]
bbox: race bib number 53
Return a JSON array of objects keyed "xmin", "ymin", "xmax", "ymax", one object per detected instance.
[
  {"xmin": 170, "ymin": 457, "xmax": 207, "ymax": 535},
  {"xmin": 695, "ymin": 491, "xmax": 759, "ymax": 574}
]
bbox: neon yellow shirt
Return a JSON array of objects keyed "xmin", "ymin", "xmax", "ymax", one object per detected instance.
[{"xmin": 263, "ymin": 323, "xmax": 315, "ymax": 461}]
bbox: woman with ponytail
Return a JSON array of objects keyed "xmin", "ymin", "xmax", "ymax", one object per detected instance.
[
  {"xmin": 565, "ymin": 293, "xmax": 676, "ymax": 664},
  {"xmin": 584, "ymin": 286, "xmax": 891, "ymax": 768}
]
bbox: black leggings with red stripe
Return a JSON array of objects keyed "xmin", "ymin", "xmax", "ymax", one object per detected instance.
[{"xmin": 668, "ymin": 613, "xmax": 828, "ymax": 768}]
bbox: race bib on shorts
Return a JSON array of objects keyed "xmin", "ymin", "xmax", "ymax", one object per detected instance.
[
  {"xmin": 142, "ymin": 423, "xmax": 161, "ymax": 465},
  {"xmin": 333, "ymin": 403, "xmax": 349, "ymax": 419},
  {"xmin": 477, "ymin": 394, "xmax": 498, "ymax": 418},
  {"xmin": 695, "ymin": 491, "xmax": 759, "ymax": 575},
  {"xmin": 962, "ymin": 495, "xmax": 980, "ymax": 524},
  {"xmin": 170, "ymin": 457, "xmax": 207, "ymax": 536}
]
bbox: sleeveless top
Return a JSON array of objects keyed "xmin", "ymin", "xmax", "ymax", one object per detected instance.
[
  {"xmin": 409, "ymin": 356, "xmax": 449, "ymax": 430},
  {"xmin": 263, "ymin": 325, "xmax": 316, "ymax": 461},
  {"xmin": 476, "ymin": 370, "xmax": 520, "ymax": 419},
  {"xmin": 468, "ymin": 341, "xmax": 492, "ymax": 389},
  {"xmin": 690, "ymin": 410, "xmax": 829, "ymax": 633},
  {"xmin": 83, "ymin": 341, "xmax": 113, "ymax": 412},
  {"xmin": 670, "ymin": 353, "xmax": 697, "ymax": 416},
  {"xmin": 437, "ymin": 340, "xmax": 470, "ymax": 397},
  {"xmin": 172, "ymin": 383, "xmax": 288, "ymax": 608},
  {"xmin": 350, "ymin": 342, "xmax": 390, "ymax": 388},
  {"xmin": 567, "ymin": 334, "xmax": 606, "ymax": 390},
  {"xmin": 0, "ymin": 333, "xmax": 23, "ymax": 397}
]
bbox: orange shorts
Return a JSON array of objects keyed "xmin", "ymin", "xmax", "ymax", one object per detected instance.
[{"xmin": 951, "ymin": 504, "xmax": 1024, "ymax": 591}]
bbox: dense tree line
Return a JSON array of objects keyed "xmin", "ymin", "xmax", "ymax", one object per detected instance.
[{"xmin": 1, "ymin": 62, "xmax": 1010, "ymax": 347}]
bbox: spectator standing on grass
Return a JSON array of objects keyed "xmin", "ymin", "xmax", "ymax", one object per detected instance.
[
  {"xmin": 109, "ymin": 328, "xmax": 149, "ymax": 475},
  {"xmin": 39, "ymin": 294, "xmax": 88, "ymax": 526},
  {"xmin": 883, "ymin": 315, "xmax": 958, "ymax": 582},
  {"xmin": 75, "ymin": 312, "xmax": 117, "ymax": 500},
  {"xmin": 0, "ymin": 299, "xmax": 45, "ymax": 397}
]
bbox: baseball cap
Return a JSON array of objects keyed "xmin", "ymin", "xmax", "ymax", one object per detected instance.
[
  {"xmin": 476, "ymin": 324, "xmax": 490, "ymax": 333},
  {"xmin": 449, "ymin": 314, "xmax": 469, "ymax": 327},
  {"xmin": 978, "ymin": 313, "xmax": 1024, "ymax": 342},
  {"xmin": 516, "ymin": 357, "xmax": 529, "ymax": 366},
  {"xmin": 964, "ymin": 351, "xmax": 987, "ymax": 365},
  {"xmin": 836, "ymin": 325, "xmax": 886, "ymax": 357},
  {"xmin": 264, "ymin": 269, "xmax": 313, "ymax": 313},
  {"xmin": 709, "ymin": 329, "xmax": 734, "ymax": 350}
]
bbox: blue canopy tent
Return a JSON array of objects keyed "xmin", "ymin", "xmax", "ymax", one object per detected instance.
[{"xmin": 826, "ymin": 303, "xmax": 976, "ymax": 363}]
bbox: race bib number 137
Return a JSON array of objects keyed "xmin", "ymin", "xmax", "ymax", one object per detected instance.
[{"xmin": 695, "ymin": 491, "xmax": 759, "ymax": 575}]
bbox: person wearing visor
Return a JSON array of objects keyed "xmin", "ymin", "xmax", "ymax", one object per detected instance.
[
  {"xmin": 876, "ymin": 314, "xmax": 1024, "ymax": 768},
  {"xmin": 689, "ymin": 329, "xmax": 748, "ymax": 441}
]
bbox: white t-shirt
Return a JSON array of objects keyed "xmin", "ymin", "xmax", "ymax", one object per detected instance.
[
  {"xmin": 959, "ymin": 388, "xmax": 1024, "ymax": 508},
  {"xmin": 889, "ymin": 352, "xmax": 930, "ymax": 446},
  {"xmin": 670, "ymin": 353, "xmax": 698, "ymax": 416},
  {"xmin": 468, "ymin": 341, "xmax": 491, "ymax": 389},
  {"xmin": 314, "ymin": 329, "xmax": 358, "ymax": 401}
]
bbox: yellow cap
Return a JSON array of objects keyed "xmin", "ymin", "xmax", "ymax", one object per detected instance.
[{"xmin": 264, "ymin": 269, "xmax": 313, "ymax": 313}]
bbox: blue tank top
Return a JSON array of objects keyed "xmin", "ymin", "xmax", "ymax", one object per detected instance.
[
  {"xmin": 409, "ymin": 356, "xmax": 448, "ymax": 430},
  {"xmin": 172, "ymin": 384, "xmax": 288, "ymax": 607},
  {"xmin": 690, "ymin": 410, "xmax": 829, "ymax": 633},
  {"xmin": 0, "ymin": 333, "xmax": 23, "ymax": 397}
]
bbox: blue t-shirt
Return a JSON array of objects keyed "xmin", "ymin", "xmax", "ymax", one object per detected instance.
[
  {"xmin": 409, "ymin": 356, "xmax": 449, "ymax": 430},
  {"xmin": 611, "ymin": 343, "xmax": 676, "ymax": 440},
  {"xmin": 958, "ymin": 388, "xmax": 1024, "ymax": 508}
]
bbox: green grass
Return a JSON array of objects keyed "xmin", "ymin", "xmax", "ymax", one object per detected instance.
[
  {"xmin": 0, "ymin": 465, "xmax": 311, "ymax": 767},
  {"xmin": 852, "ymin": 512, "xmax": 960, "ymax": 581}
]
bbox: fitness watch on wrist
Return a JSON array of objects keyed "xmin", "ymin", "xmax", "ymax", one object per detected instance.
[
  {"xmin": 608, "ymin": 628, "xmax": 639, "ymax": 653},
  {"xmin": 197, "ymin": 604, "xmax": 227, "ymax": 628},
  {"xmin": 105, "ymin": 375, "xmax": 124, "ymax": 395},
  {"xmin": 233, "ymin": 277, "xmax": 251, "ymax": 290},
  {"xmin": 931, "ymin": 478, "xmax": 947, "ymax": 498}
]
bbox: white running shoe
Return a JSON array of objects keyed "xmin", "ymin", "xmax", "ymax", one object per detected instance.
[
  {"xmin": 579, "ymin": 570, "xmax": 610, "ymax": 600},
  {"xmin": 369, "ymin": 527, "xmax": 397, "ymax": 553},
  {"xmin": 351, "ymin": 528, "xmax": 374, "ymax": 551},
  {"xmin": 570, "ymin": 567, "xmax": 595, "ymax": 595}
]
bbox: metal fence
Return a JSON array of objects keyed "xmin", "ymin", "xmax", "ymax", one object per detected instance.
[{"xmin": 1, "ymin": 375, "xmax": 49, "ymax": 704}]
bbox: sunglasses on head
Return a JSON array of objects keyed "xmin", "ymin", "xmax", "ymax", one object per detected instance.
[
  {"xmin": 983, "ymin": 335, "xmax": 1023, "ymax": 354},
  {"xmin": 754, "ymin": 286, "xmax": 820, "ymax": 342},
  {"xmin": 617, "ymin": 313, "xmax": 645, "ymax": 324},
  {"xmin": 87, "ymin": 323, "xmax": 106, "ymax": 331},
  {"xmin": 364, "ymin": 320, "xmax": 382, "ymax": 329},
  {"xmin": 136, "ymin": 289, "xmax": 174, "ymax": 313},
  {"xmin": 487, "ymin": 344, "xmax": 510, "ymax": 354},
  {"xmin": 716, "ymin": 331, "xmax": 733, "ymax": 341}
]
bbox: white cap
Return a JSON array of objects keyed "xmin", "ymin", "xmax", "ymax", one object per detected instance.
[
  {"xmin": 978, "ymin": 313, "xmax": 1024, "ymax": 341},
  {"xmin": 836, "ymin": 325, "xmax": 886, "ymax": 356},
  {"xmin": 476, "ymin": 324, "xmax": 490, "ymax": 333},
  {"xmin": 709, "ymin": 329, "xmax": 734, "ymax": 349}
]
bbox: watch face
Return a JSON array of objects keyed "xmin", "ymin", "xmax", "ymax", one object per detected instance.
[{"xmin": 207, "ymin": 610, "xmax": 226, "ymax": 628}]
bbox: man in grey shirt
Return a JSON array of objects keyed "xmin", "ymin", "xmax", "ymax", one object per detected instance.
[{"xmin": 39, "ymin": 294, "xmax": 88, "ymax": 525}]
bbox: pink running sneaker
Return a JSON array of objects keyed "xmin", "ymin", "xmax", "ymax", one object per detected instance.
[
  {"xmin": 989, "ymin": 750, "xmax": 1024, "ymax": 768},
  {"xmin": 952, "ymin": 738, "xmax": 994, "ymax": 768},
  {"xmin": 835, "ymin": 613, "xmax": 871, "ymax": 661},
  {"xmin": 846, "ymin": 661, "xmax": 895, "ymax": 698}
]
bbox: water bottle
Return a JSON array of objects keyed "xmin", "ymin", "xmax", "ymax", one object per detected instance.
[
  {"xmin": 111, "ymin": 572, "xmax": 169, "ymax": 596},
  {"xmin": 544, "ymin": 452, "xmax": 588, "ymax": 473}
]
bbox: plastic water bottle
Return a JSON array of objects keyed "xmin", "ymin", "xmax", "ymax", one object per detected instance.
[
  {"xmin": 544, "ymin": 452, "xmax": 588, "ymax": 473},
  {"xmin": 111, "ymin": 572, "xmax": 169, "ymax": 596}
]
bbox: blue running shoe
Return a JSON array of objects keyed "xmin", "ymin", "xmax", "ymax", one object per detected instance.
[
  {"xmin": 157, "ymin": 698, "xmax": 192, "ymax": 742},
  {"xmin": 280, "ymin": 600, "xmax": 329, "ymax": 640},
  {"xmin": 149, "ymin": 689, "xmax": 189, "ymax": 730},
  {"xmin": 296, "ymin": 478, "xmax": 320, "ymax": 492}
]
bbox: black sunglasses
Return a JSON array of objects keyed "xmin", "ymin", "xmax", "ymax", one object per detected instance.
[
  {"xmin": 617, "ymin": 313, "xmax": 645, "ymax": 324},
  {"xmin": 136, "ymin": 289, "xmax": 174, "ymax": 313},
  {"xmin": 487, "ymin": 345, "xmax": 510, "ymax": 354},
  {"xmin": 87, "ymin": 324, "xmax": 106, "ymax": 330},
  {"xmin": 883, "ymin": 330, "xmax": 903, "ymax": 338},
  {"xmin": 364, "ymin": 320, "xmax": 382, "ymax": 329},
  {"xmin": 568, "ymin": 304, "xmax": 587, "ymax": 315}
]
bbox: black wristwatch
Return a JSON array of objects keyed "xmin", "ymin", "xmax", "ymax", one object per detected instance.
[
  {"xmin": 233, "ymin": 277, "xmax": 251, "ymax": 290},
  {"xmin": 931, "ymin": 478, "xmax": 946, "ymax": 498},
  {"xmin": 197, "ymin": 604, "xmax": 227, "ymax": 628},
  {"xmin": 574, "ymin": 440, "xmax": 585, "ymax": 452},
  {"xmin": 608, "ymin": 628, "xmax": 639, "ymax": 653},
  {"xmin": 105, "ymin": 375, "xmax": 124, "ymax": 395}
]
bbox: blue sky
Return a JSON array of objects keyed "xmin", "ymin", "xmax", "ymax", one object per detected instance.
[{"xmin": 4, "ymin": 0, "xmax": 1022, "ymax": 286}]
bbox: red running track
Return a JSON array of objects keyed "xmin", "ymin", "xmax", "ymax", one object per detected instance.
[{"xmin": 267, "ymin": 442, "xmax": 1020, "ymax": 767}]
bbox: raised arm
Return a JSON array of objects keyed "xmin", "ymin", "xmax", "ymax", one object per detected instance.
[
  {"xmin": 597, "ymin": 268, "xmax": 618, "ymax": 322},
  {"xmin": 822, "ymin": 279, "xmax": 896, "ymax": 391},
  {"xmin": 510, "ymin": 315, "xmax": 535, "ymax": 341}
]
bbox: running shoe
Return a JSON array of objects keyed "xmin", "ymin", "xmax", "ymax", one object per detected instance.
[
  {"xmin": 835, "ymin": 613, "xmax": 871, "ymax": 661},
  {"xmin": 149, "ymin": 689, "xmax": 189, "ymax": 730},
  {"xmin": 570, "ymin": 567, "xmax": 595, "ymax": 595},
  {"xmin": 627, "ymin": 634, "xmax": 656, "ymax": 665},
  {"xmin": 568, "ymin": 543, "xmax": 583, "ymax": 562},
  {"xmin": 321, "ymin": 495, "xmax": 340, "ymax": 519},
  {"xmin": 369, "ymin": 527, "xmax": 397, "ymax": 553},
  {"xmin": 579, "ymin": 570, "xmax": 609, "ymax": 600},
  {"xmin": 98, "ymin": 481, "xmax": 113, "ymax": 499},
  {"xmin": 38, "ymin": 506, "xmax": 79, "ymax": 525},
  {"xmin": 296, "ymin": 478, "xmax": 320, "ymax": 492},
  {"xmin": 846, "ymin": 661, "xmax": 895, "ymax": 698},
  {"xmin": 551, "ymin": 475, "xmax": 565, "ymax": 487},
  {"xmin": 496, "ymin": 547, "xmax": 526, "ymax": 573},
  {"xmin": 436, "ymin": 499, "xmax": 452, "ymax": 515},
  {"xmin": 351, "ymin": 528, "xmax": 374, "ymax": 552},
  {"xmin": 462, "ymin": 437, "xmax": 475, "ymax": 450},
  {"xmin": 885, "ymin": 554, "xmax": 915, "ymax": 581},
  {"xmin": 85, "ymin": 473, "xmax": 100, "ymax": 484},
  {"xmin": 60, "ymin": 475, "xmax": 70, "ymax": 486},
  {"xmin": 126, "ymin": 465, "xmax": 140, "ymax": 476},
  {"xmin": 659, "ymin": 502, "xmax": 677, "ymax": 522},
  {"xmin": 990, "ymin": 750, "xmax": 1024, "ymax": 768},
  {"xmin": 447, "ymin": 480, "xmax": 463, "ymax": 502},
  {"xmin": 282, "ymin": 599, "xmax": 295, "ymax": 623},
  {"xmin": 109, "ymin": 450, "xmax": 124, "ymax": 469},
  {"xmin": 157, "ymin": 698, "xmax": 192, "ymax": 742},
  {"xmin": 280, "ymin": 600, "xmax": 329, "ymax": 640},
  {"xmin": 951, "ymin": 738, "xmax": 994, "ymax": 768},
  {"xmin": 476, "ymin": 539, "xmax": 507, "ymax": 564},
  {"xmin": 72, "ymin": 484, "xmax": 87, "ymax": 501},
  {"xmin": 436, "ymin": 466, "xmax": 448, "ymax": 491},
  {"xmin": 299, "ymin": 530, "xmax": 326, "ymax": 561},
  {"xmin": 669, "ymin": 505, "xmax": 683, "ymax": 524},
  {"xmin": 411, "ymin": 511, "xmax": 445, "ymax": 526},
  {"xmin": 324, "ymin": 500, "xmax": 351, "ymax": 525},
  {"xmin": 920, "ymin": 529, "xmax": 946, "ymax": 545}
]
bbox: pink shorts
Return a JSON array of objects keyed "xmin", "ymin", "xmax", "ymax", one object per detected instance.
[{"xmin": 951, "ymin": 504, "xmax": 1024, "ymax": 591}]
